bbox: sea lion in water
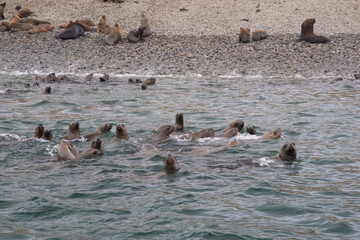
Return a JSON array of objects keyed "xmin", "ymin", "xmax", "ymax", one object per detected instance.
[
  {"xmin": 239, "ymin": 27, "xmax": 250, "ymax": 43},
  {"xmin": 154, "ymin": 125, "xmax": 175, "ymax": 141},
  {"xmin": 181, "ymin": 128, "xmax": 215, "ymax": 140},
  {"xmin": 221, "ymin": 128, "xmax": 238, "ymax": 138},
  {"xmin": 0, "ymin": 2, "xmax": 6, "ymax": 20},
  {"xmin": 42, "ymin": 129, "xmax": 53, "ymax": 141},
  {"xmin": 174, "ymin": 113, "xmax": 184, "ymax": 131},
  {"xmin": 164, "ymin": 154, "xmax": 179, "ymax": 174},
  {"xmin": 44, "ymin": 86, "xmax": 51, "ymax": 94},
  {"xmin": 246, "ymin": 125, "xmax": 257, "ymax": 135},
  {"xmin": 83, "ymin": 123, "xmax": 112, "ymax": 141},
  {"xmin": 127, "ymin": 26, "xmax": 146, "ymax": 43},
  {"xmin": 115, "ymin": 124, "xmax": 128, "ymax": 140},
  {"xmin": 272, "ymin": 143, "xmax": 297, "ymax": 161},
  {"xmin": 79, "ymin": 138, "xmax": 103, "ymax": 158},
  {"xmin": 259, "ymin": 128, "xmax": 282, "ymax": 139},
  {"xmin": 57, "ymin": 140, "xmax": 80, "ymax": 160},
  {"xmin": 105, "ymin": 23, "xmax": 121, "ymax": 45},
  {"xmin": 140, "ymin": 14, "xmax": 152, "ymax": 38},
  {"xmin": 55, "ymin": 24, "xmax": 84, "ymax": 40},
  {"xmin": 222, "ymin": 119, "xmax": 244, "ymax": 132},
  {"xmin": 59, "ymin": 121, "xmax": 81, "ymax": 140},
  {"xmin": 33, "ymin": 124, "xmax": 44, "ymax": 138},
  {"xmin": 299, "ymin": 18, "xmax": 329, "ymax": 43}
]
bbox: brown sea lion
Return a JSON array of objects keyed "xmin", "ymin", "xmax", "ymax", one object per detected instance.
[
  {"xmin": 33, "ymin": 124, "xmax": 44, "ymax": 138},
  {"xmin": 0, "ymin": 2, "xmax": 6, "ymax": 20},
  {"xmin": 0, "ymin": 21, "xmax": 9, "ymax": 31},
  {"xmin": 259, "ymin": 128, "xmax": 282, "ymax": 139},
  {"xmin": 14, "ymin": 6, "xmax": 33, "ymax": 18},
  {"xmin": 96, "ymin": 15, "xmax": 111, "ymax": 34},
  {"xmin": 105, "ymin": 23, "xmax": 121, "ymax": 45},
  {"xmin": 57, "ymin": 140, "xmax": 80, "ymax": 160},
  {"xmin": 59, "ymin": 121, "xmax": 81, "ymax": 140},
  {"xmin": 299, "ymin": 18, "xmax": 329, "ymax": 43},
  {"xmin": 164, "ymin": 154, "xmax": 179, "ymax": 174},
  {"xmin": 140, "ymin": 14, "xmax": 152, "ymax": 38},
  {"xmin": 79, "ymin": 138, "xmax": 103, "ymax": 158},
  {"xmin": 189, "ymin": 139, "xmax": 237, "ymax": 156},
  {"xmin": 182, "ymin": 128, "xmax": 215, "ymax": 140},
  {"xmin": 141, "ymin": 77, "xmax": 156, "ymax": 90},
  {"xmin": 128, "ymin": 78, "xmax": 142, "ymax": 83},
  {"xmin": 55, "ymin": 24, "xmax": 84, "ymax": 40},
  {"xmin": 127, "ymin": 26, "xmax": 146, "ymax": 43},
  {"xmin": 42, "ymin": 129, "xmax": 53, "ymax": 141},
  {"xmin": 12, "ymin": 15, "xmax": 50, "ymax": 25},
  {"xmin": 27, "ymin": 24, "xmax": 53, "ymax": 34},
  {"xmin": 99, "ymin": 74, "xmax": 109, "ymax": 82},
  {"xmin": 174, "ymin": 113, "xmax": 184, "ymax": 131},
  {"xmin": 9, "ymin": 22, "xmax": 33, "ymax": 31},
  {"xmin": 272, "ymin": 143, "xmax": 297, "ymax": 161},
  {"xmin": 141, "ymin": 84, "xmax": 147, "ymax": 90},
  {"xmin": 252, "ymin": 30, "xmax": 268, "ymax": 41},
  {"xmin": 59, "ymin": 19, "xmax": 95, "ymax": 30},
  {"xmin": 222, "ymin": 128, "xmax": 238, "ymax": 138},
  {"xmin": 83, "ymin": 123, "xmax": 112, "ymax": 141},
  {"xmin": 115, "ymin": 124, "xmax": 128, "ymax": 140},
  {"xmin": 239, "ymin": 27, "xmax": 250, "ymax": 43},
  {"xmin": 222, "ymin": 119, "xmax": 244, "ymax": 132},
  {"xmin": 44, "ymin": 86, "xmax": 51, "ymax": 94},
  {"xmin": 354, "ymin": 74, "xmax": 360, "ymax": 79},
  {"xmin": 85, "ymin": 73, "xmax": 93, "ymax": 81},
  {"xmin": 154, "ymin": 125, "xmax": 175, "ymax": 141},
  {"xmin": 246, "ymin": 125, "xmax": 257, "ymax": 135}
]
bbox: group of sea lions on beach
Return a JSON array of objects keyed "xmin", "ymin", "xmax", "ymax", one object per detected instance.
[{"xmin": 30, "ymin": 113, "xmax": 296, "ymax": 175}]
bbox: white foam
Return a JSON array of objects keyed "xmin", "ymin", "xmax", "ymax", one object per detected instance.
[
  {"xmin": 47, "ymin": 144, "xmax": 59, "ymax": 157},
  {"xmin": 253, "ymin": 157, "xmax": 275, "ymax": 167},
  {"xmin": 0, "ymin": 133, "xmax": 27, "ymax": 141}
]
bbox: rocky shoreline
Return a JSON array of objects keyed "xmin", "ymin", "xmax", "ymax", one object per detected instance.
[{"xmin": 1, "ymin": 31, "xmax": 359, "ymax": 78}]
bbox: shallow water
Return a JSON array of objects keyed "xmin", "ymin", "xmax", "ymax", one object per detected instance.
[{"xmin": 0, "ymin": 73, "xmax": 359, "ymax": 240}]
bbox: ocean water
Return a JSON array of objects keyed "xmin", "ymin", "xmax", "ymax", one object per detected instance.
[{"xmin": 0, "ymin": 73, "xmax": 359, "ymax": 240}]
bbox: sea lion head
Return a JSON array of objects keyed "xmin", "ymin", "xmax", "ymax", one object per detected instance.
[
  {"xmin": 225, "ymin": 119, "xmax": 244, "ymax": 132},
  {"xmin": 44, "ymin": 86, "xmax": 51, "ymax": 94},
  {"xmin": 246, "ymin": 125, "xmax": 257, "ymax": 135},
  {"xmin": 164, "ymin": 154, "xmax": 179, "ymax": 174},
  {"xmin": 99, "ymin": 123, "xmax": 112, "ymax": 134},
  {"xmin": 33, "ymin": 124, "xmax": 44, "ymax": 138},
  {"xmin": 155, "ymin": 125, "xmax": 175, "ymax": 140},
  {"xmin": 90, "ymin": 138, "xmax": 102, "ymax": 150},
  {"xmin": 222, "ymin": 128, "xmax": 238, "ymax": 138},
  {"xmin": 69, "ymin": 121, "xmax": 80, "ymax": 133},
  {"xmin": 42, "ymin": 130, "xmax": 53, "ymax": 141},
  {"xmin": 301, "ymin": 18, "xmax": 315, "ymax": 35},
  {"xmin": 175, "ymin": 113, "xmax": 184, "ymax": 131},
  {"xmin": 279, "ymin": 143, "xmax": 297, "ymax": 161},
  {"xmin": 116, "ymin": 123, "xmax": 128, "ymax": 139},
  {"xmin": 260, "ymin": 128, "xmax": 282, "ymax": 139}
]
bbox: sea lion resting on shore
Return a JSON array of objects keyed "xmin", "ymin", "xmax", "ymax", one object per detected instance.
[
  {"xmin": 55, "ymin": 24, "xmax": 84, "ymax": 40},
  {"xmin": 11, "ymin": 15, "xmax": 50, "ymax": 26},
  {"xmin": 299, "ymin": 18, "xmax": 329, "ymax": 43},
  {"xmin": 127, "ymin": 26, "xmax": 146, "ymax": 43},
  {"xmin": 59, "ymin": 121, "xmax": 81, "ymax": 140},
  {"xmin": 0, "ymin": 21, "xmax": 9, "ymax": 31},
  {"xmin": 59, "ymin": 19, "xmax": 95, "ymax": 29},
  {"xmin": 0, "ymin": 2, "xmax": 6, "ymax": 20},
  {"xmin": 9, "ymin": 22, "xmax": 33, "ymax": 31},
  {"xmin": 105, "ymin": 23, "xmax": 121, "ymax": 45},
  {"xmin": 252, "ymin": 30, "xmax": 268, "ymax": 41},
  {"xmin": 140, "ymin": 14, "xmax": 152, "ymax": 38},
  {"xmin": 27, "ymin": 24, "xmax": 53, "ymax": 34},
  {"xmin": 96, "ymin": 15, "xmax": 111, "ymax": 34},
  {"xmin": 239, "ymin": 27, "xmax": 250, "ymax": 43},
  {"xmin": 14, "ymin": 6, "xmax": 33, "ymax": 18},
  {"xmin": 83, "ymin": 123, "xmax": 112, "ymax": 141},
  {"xmin": 115, "ymin": 124, "xmax": 129, "ymax": 140}
]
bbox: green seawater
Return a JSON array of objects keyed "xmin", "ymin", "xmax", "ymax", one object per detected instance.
[{"xmin": 0, "ymin": 73, "xmax": 359, "ymax": 240}]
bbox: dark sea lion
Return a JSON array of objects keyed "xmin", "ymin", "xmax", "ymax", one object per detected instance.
[
  {"xmin": 115, "ymin": 123, "xmax": 128, "ymax": 140},
  {"xmin": 239, "ymin": 27, "xmax": 250, "ymax": 43},
  {"xmin": 105, "ymin": 23, "xmax": 121, "ymax": 45},
  {"xmin": 222, "ymin": 128, "xmax": 238, "ymax": 138},
  {"xmin": 299, "ymin": 18, "xmax": 329, "ymax": 43},
  {"xmin": 0, "ymin": 2, "xmax": 6, "ymax": 20},
  {"xmin": 42, "ymin": 129, "xmax": 53, "ymax": 141},
  {"xmin": 354, "ymin": 74, "xmax": 360, "ymax": 80},
  {"xmin": 57, "ymin": 140, "xmax": 80, "ymax": 160},
  {"xmin": 272, "ymin": 143, "xmax": 297, "ymax": 161},
  {"xmin": 140, "ymin": 13, "xmax": 152, "ymax": 38},
  {"xmin": 59, "ymin": 121, "xmax": 81, "ymax": 140},
  {"xmin": 99, "ymin": 74, "xmax": 109, "ymax": 82},
  {"xmin": 143, "ymin": 77, "xmax": 156, "ymax": 85},
  {"xmin": 0, "ymin": 21, "xmax": 9, "ymax": 31},
  {"xmin": 174, "ymin": 113, "xmax": 184, "ymax": 131},
  {"xmin": 55, "ymin": 24, "xmax": 84, "ymax": 40},
  {"xmin": 33, "ymin": 124, "xmax": 44, "ymax": 138},
  {"xmin": 83, "ymin": 123, "xmax": 112, "ymax": 141},
  {"xmin": 60, "ymin": 20, "xmax": 94, "ymax": 31},
  {"xmin": 164, "ymin": 154, "xmax": 179, "ymax": 174},
  {"xmin": 222, "ymin": 119, "xmax": 244, "ymax": 132},
  {"xmin": 33, "ymin": 82, "xmax": 39, "ymax": 87},
  {"xmin": 44, "ymin": 86, "xmax": 51, "ymax": 94},
  {"xmin": 154, "ymin": 125, "xmax": 175, "ymax": 141},
  {"xmin": 246, "ymin": 125, "xmax": 257, "ymax": 135},
  {"xmin": 252, "ymin": 30, "xmax": 268, "ymax": 41},
  {"xmin": 127, "ymin": 26, "xmax": 145, "ymax": 43},
  {"xmin": 79, "ymin": 138, "xmax": 103, "ymax": 158},
  {"xmin": 24, "ymin": 83, "xmax": 30, "ymax": 88},
  {"xmin": 141, "ymin": 84, "xmax": 147, "ymax": 90},
  {"xmin": 259, "ymin": 128, "xmax": 282, "ymax": 139}
]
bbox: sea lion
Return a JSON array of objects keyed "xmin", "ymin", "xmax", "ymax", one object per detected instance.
[
  {"xmin": 140, "ymin": 14, "xmax": 152, "ymax": 37},
  {"xmin": 44, "ymin": 86, "xmax": 51, "ymax": 94},
  {"xmin": 174, "ymin": 113, "xmax": 184, "ymax": 131},
  {"xmin": 141, "ymin": 77, "xmax": 156, "ymax": 90},
  {"xmin": 55, "ymin": 24, "xmax": 84, "ymax": 40},
  {"xmin": 299, "ymin": 18, "xmax": 329, "ymax": 43},
  {"xmin": 222, "ymin": 128, "xmax": 238, "ymax": 138},
  {"xmin": 0, "ymin": 21, "xmax": 9, "ymax": 31},
  {"xmin": 354, "ymin": 74, "xmax": 360, "ymax": 80},
  {"xmin": 0, "ymin": 2, "xmax": 6, "ymax": 20},
  {"xmin": 59, "ymin": 20, "xmax": 94, "ymax": 31},
  {"xmin": 27, "ymin": 24, "xmax": 53, "ymax": 34},
  {"xmin": 222, "ymin": 119, "xmax": 244, "ymax": 132},
  {"xmin": 42, "ymin": 129, "xmax": 53, "ymax": 141},
  {"xmin": 140, "ymin": 143, "xmax": 159, "ymax": 153},
  {"xmin": 83, "ymin": 123, "xmax": 112, "ymax": 141},
  {"xmin": 105, "ymin": 23, "xmax": 121, "ymax": 45},
  {"xmin": 239, "ymin": 27, "xmax": 250, "ymax": 43},
  {"xmin": 128, "ymin": 78, "xmax": 142, "ymax": 83},
  {"xmin": 9, "ymin": 22, "xmax": 33, "ymax": 31},
  {"xmin": 57, "ymin": 140, "xmax": 80, "ymax": 160},
  {"xmin": 99, "ymin": 74, "xmax": 109, "ymax": 82},
  {"xmin": 79, "ymin": 138, "xmax": 103, "ymax": 158},
  {"xmin": 115, "ymin": 123, "xmax": 128, "ymax": 140},
  {"xmin": 11, "ymin": 15, "xmax": 50, "ymax": 25},
  {"xmin": 14, "ymin": 6, "xmax": 33, "ymax": 18},
  {"xmin": 85, "ymin": 73, "xmax": 93, "ymax": 81},
  {"xmin": 259, "ymin": 128, "xmax": 282, "ymax": 139},
  {"xmin": 33, "ymin": 124, "xmax": 44, "ymax": 138},
  {"xmin": 127, "ymin": 26, "xmax": 146, "ymax": 43},
  {"xmin": 272, "ymin": 143, "xmax": 297, "ymax": 161},
  {"xmin": 154, "ymin": 125, "xmax": 175, "ymax": 141},
  {"xmin": 252, "ymin": 30, "xmax": 268, "ymax": 41},
  {"xmin": 141, "ymin": 84, "xmax": 147, "ymax": 90},
  {"xmin": 164, "ymin": 154, "xmax": 179, "ymax": 174},
  {"xmin": 182, "ymin": 128, "xmax": 215, "ymax": 140},
  {"xmin": 96, "ymin": 15, "xmax": 111, "ymax": 34},
  {"xmin": 59, "ymin": 121, "xmax": 81, "ymax": 140},
  {"xmin": 246, "ymin": 125, "xmax": 257, "ymax": 135}
]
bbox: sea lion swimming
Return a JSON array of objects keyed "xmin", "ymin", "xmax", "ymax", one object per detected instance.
[
  {"xmin": 222, "ymin": 119, "xmax": 244, "ymax": 132},
  {"xmin": 79, "ymin": 138, "xmax": 103, "ymax": 158},
  {"xmin": 272, "ymin": 143, "xmax": 297, "ymax": 161},
  {"xmin": 57, "ymin": 140, "xmax": 80, "ymax": 160},
  {"xmin": 299, "ymin": 18, "xmax": 329, "ymax": 44},
  {"xmin": 221, "ymin": 128, "xmax": 238, "ymax": 138},
  {"xmin": 44, "ymin": 86, "xmax": 51, "ymax": 94},
  {"xmin": 115, "ymin": 123, "xmax": 128, "ymax": 140},
  {"xmin": 246, "ymin": 125, "xmax": 257, "ymax": 135},
  {"xmin": 42, "ymin": 129, "xmax": 53, "ymax": 141},
  {"xmin": 55, "ymin": 24, "xmax": 84, "ymax": 40},
  {"xmin": 140, "ymin": 143, "xmax": 159, "ymax": 153},
  {"xmin": 59, "ymin": 121, "xmax": 81, "ymax": 140},
  {"xmin": 181, "ymin": 128, "xmax": 215, "ymax": 140},
  {"xmin": 164, "ymin": 154, "xmax": 179, "ymax": 174},
  {"xmin": 33, "ymin": 124, "xmax": 44, "ymax": 138},
  {"xmin": 174, "ymin": 113, "xmax": 184, "ymax": 131},
  {"xmin": 154, "ymin": 125, "xmax": 175, "ymax": 141},
  {"xmin": 259, "ymin": 128, "xmax": 282, "ymax": 139},
  {"xmin": 83, "ymin": 123, "xmax": 112, "ymax": 141}
]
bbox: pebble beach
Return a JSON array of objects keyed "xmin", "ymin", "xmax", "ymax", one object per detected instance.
[{"xmin": 1, "ymin": 0, "xmax": 360, "ymax": 77}]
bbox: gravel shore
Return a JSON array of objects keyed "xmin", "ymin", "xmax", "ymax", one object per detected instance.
[{"xmin": 1, "ymin": 0, "xmax": 359, "ymax": 78}]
